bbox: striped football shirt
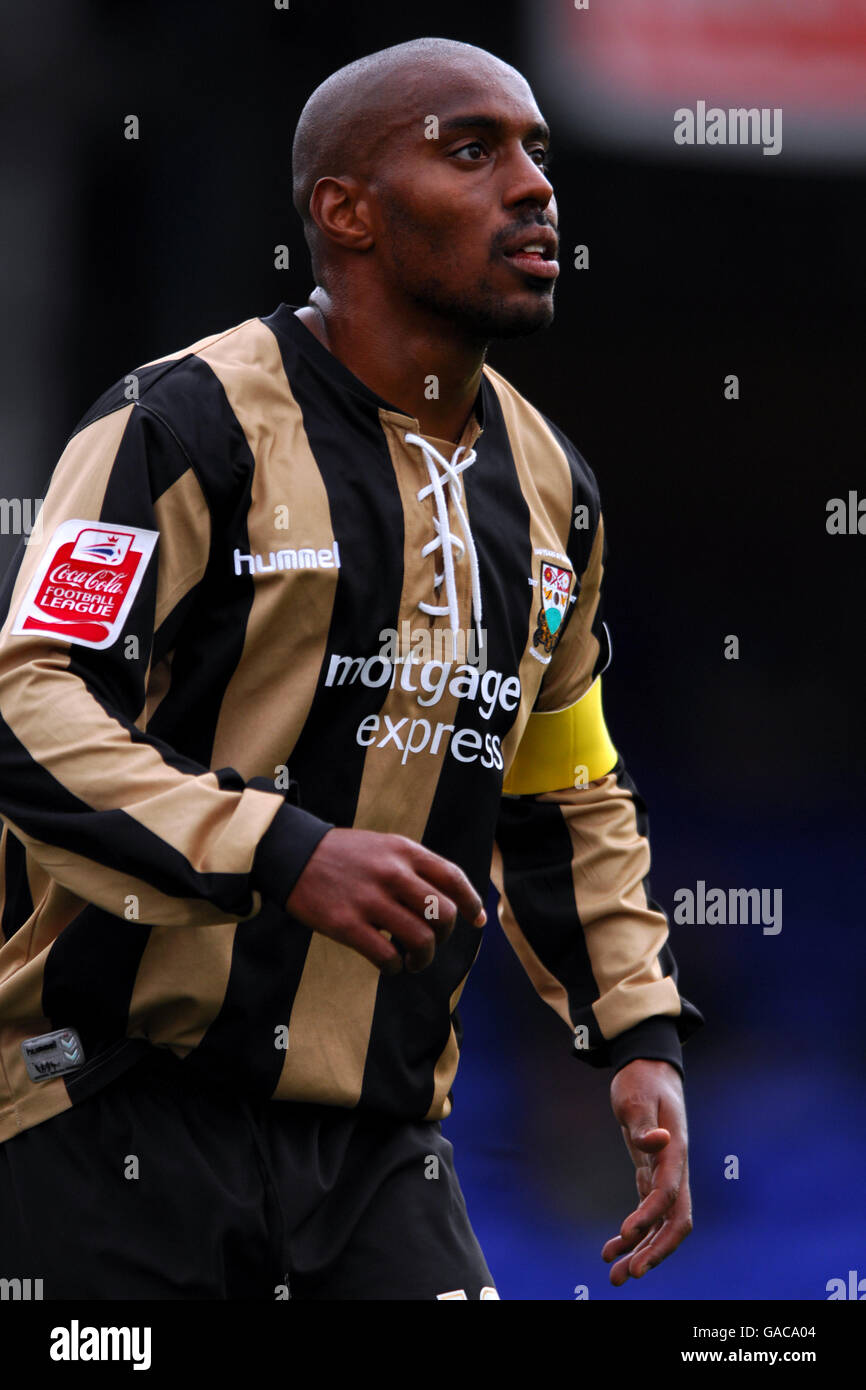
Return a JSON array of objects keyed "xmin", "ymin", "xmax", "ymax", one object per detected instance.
[{"xmin": 0, "ymin": 303, "xmax": 702, "ymax": 1141}]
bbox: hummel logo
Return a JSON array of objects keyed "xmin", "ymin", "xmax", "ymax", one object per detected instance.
[
  {"xmin": 233, "ymin": 543, "xmax": 341, "ymax": 575},
  {"xmin": 59, "ymin": 1031, "xmax": 81, "ymax": 1063},
  {"xmin": 21, "ymin": 1027, "xmax": 85, "ymax": 1082}
]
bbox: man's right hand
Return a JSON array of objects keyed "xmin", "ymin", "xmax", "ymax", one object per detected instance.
[{"xmin": 284, "ymin": 828, "xmax": 486, "ymax": 974}]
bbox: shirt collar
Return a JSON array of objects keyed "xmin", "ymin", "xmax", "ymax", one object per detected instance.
[{"xmin": 264, "ymin": 303, "xmax": 486, "ymax": 436}]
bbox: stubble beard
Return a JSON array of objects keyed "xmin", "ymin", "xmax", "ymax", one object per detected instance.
[{"xmin": 381, "ymin": 198, "xmax": 555, "ymax": 346}]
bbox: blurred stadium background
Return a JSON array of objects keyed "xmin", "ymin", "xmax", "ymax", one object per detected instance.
[{"xmin": 1, "ymin": 0, "xmax": 863, "ymax": 1300}]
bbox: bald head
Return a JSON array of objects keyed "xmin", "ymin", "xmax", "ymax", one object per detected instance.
[{"xmin": 291, "ymin": 38, "xmax": 527, "ymax": 283}]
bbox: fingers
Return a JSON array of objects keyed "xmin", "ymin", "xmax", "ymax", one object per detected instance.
[
  {"xmin": 371, "ymin": 895, "xmax": 443, "ymax": 973},
  {"xmin": 367, "ymin": 839, "xmax": 486, "ymax": 972},
  {"xmin": 604, "ymin": 1226, "xmax": 660, "ymax": 1287},
  {"xmin": 627, "ymin": 1197, "xmax": 694, "ymax": 1279},
  {"xmin": 387, "ymin": 871, "xmax": 460, "ymax": 951},
  {"xmin": 604, "ymin": 1188, "xmax": 694, "ymax": 1284},
  {"xmin": 332, "ymin": 852, "xmax": 486, "ymax": 976},
  {"xmin": 601, "ymin": 1224, "xmax": 654, "ymax": 1264},
  {"xmin": 603, "ymin": 1123, "xmax": 693, "ymax": 1286},
  {"xmin": 627, "ymin": 1126, "xmax": 671, "ymax": 1156},
  {"xmin": 330, "ymin": 918, "xmax": 403, "ymax": 975},
  {"xmin": 403, "ymin": 840, "xmax": 487, "ymax": 927},
  {"xmin": 284, "ymin": 829, "xmax": 487, "ymax": 976},
  {"xmin": 617, "ymin": 1148, "xmax": 681, "ymax": 1248},
  {"xmin": 619, "ymin": 1194, "xmax": 673, "ymax": 1253}
]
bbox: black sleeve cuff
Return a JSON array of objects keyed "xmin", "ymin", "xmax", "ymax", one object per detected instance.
[
  {"xmin": 250, "ymin": 800, "xmax": 334, "ymax": 908},
  {"xmin": 607, "ymin": 1015, "xmax": 685, "ymax": 1081}
]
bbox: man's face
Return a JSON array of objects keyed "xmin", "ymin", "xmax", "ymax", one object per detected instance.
[{"xmin": 368, "ymin": 65, "xmax": 559, "ymax": 343}]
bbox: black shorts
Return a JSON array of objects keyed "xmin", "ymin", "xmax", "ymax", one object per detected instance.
[{"xmin": 0, "ymin": 1047, "xmax": 497, "ymax": 1300}]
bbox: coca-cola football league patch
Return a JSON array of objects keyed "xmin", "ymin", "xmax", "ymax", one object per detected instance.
[{"xmin": 12, "ymin": 520, "xmax": 158, "ymax": 649}]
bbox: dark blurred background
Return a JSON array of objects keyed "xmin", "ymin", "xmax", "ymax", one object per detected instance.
[{"xmin": 2, "ymin": 0, "xmax": 864, "ymax": 1300}]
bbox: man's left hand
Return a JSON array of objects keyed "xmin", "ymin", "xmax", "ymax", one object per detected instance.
[{"xmin": 602, "ymin": 1058, "xmax": 693, "ymax": 1285}]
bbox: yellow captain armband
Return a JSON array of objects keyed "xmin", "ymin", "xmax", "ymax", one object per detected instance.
[{"xmin": 502, "ymin": 676, "xmax": 618, "ymax": 795}]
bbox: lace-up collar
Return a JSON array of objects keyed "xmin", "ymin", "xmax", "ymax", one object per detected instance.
[
  {"xmin": 266, "ymin": 308, "xmax": 488, "ymax": 660},
  {"xmin": 404, "ymin": 433, "xmax": 484, "ymax": 662}
]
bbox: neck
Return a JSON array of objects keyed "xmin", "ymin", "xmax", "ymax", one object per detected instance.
[{"xmin": 295, "ymin": 284, "xmax": 485, "ymax": 445}]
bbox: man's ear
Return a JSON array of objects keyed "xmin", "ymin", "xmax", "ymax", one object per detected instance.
[{"xmin": 308, "ymin": 175, "xmax": 374, "ymax": 254}]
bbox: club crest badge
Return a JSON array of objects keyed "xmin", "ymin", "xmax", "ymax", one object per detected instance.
[{"xmin": 532, "ymin": 558, "xmax": 574, "ymax": 657}]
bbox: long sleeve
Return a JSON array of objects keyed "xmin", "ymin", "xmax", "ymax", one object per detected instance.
[
  {"xmin": 0, "ymin": 394, "xmax": 332, "ymax": 929},
  {"xmin": 492, "ymin": 494, "xmax": 703, "ymax": 1077}
]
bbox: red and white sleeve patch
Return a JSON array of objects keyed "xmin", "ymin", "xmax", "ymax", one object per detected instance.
[{"xmin": 12, "ymin": 519, "xmax": 159, "ymax": 649}]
